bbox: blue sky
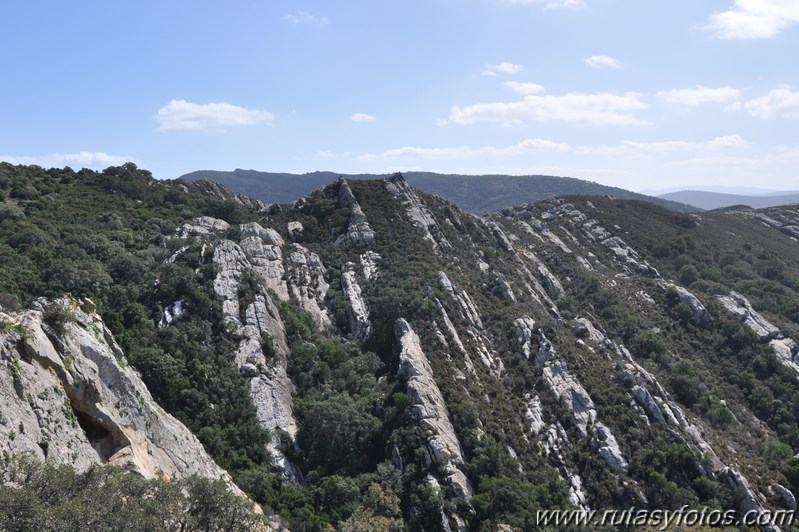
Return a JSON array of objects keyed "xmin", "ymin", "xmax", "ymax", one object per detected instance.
[{"xmin": 1, "ymin": 0, "xmax": 798, "ymax": 192}]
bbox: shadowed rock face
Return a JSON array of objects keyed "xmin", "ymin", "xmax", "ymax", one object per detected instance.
[
  {"xmin": 335, "ymin": 178, "xmax": 376, "ymax": 250},
  {"xmin": 0, "ymin": 298, "xmax": 238, "ymax": 488}
]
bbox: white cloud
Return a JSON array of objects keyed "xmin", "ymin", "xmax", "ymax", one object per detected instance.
[
  {"xmin": 584, "ymin": 55, "xmax": 622, "ymax": 69},
  {"xmin": 657, "ymin": 85, "xmax": 741, "ymax": 106},
  {"xmin": 156, "ymin": 100, "xmax": 274, "ymax": 131},
  {"xmin": 350, "ymin": 113, "xmax": 377, "ymax": 122},
  {"xmin": 442, "ymin": 91, "xmax": 650, "ymax": 126},
  {"xmin": 483, "ymin": 62, "xmax": 523, "ymax": 76},
  {"xmin": 0, "ymin": 151, "xmax": 135, "ymax": 169},
  {"xmin": 358, "ymin": 138, "xmax": 570, "ymax": 161},
  {"xmin": 283, "ymin": 11, "xmax": 327, "ymax": 24},
  {"xmin": 707, "ymin": 0, "xmax": 799, "ymax": 39},
  {"xmin": 745, "ymin": 87, "xmax": 799, "ymax": 117},
  {"xmin": 576, "ymin": 135, "xmax": 748, "ymax": 157},
  {"xmin": 502, "ymin": 81, "xmax": 546, "ymax": 95},
  {"xmin": 508, "ymin": 0, "xmax": 586, "ymax": 9}
]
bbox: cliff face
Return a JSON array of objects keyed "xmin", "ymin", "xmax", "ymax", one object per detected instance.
[{"xmin": 0, "ymin": 298, "xmax": 235, "ymax": 486}]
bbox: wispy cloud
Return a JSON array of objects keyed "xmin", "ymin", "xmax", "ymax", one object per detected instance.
[
  {"xmin": 584, "ymin": 55, "xmax": 622, "ymax": 69},
  {"xmin": 746, "ymin": 87, "xmax": 799, "ymax": 117},
  {"xmin": 483, "ymin": 62, "xmax": 523, "ymax": 77},
  {"xmin": 657, "ymin": 85, "xmax": 741, "ymax": 106},
  {"xmin": 706, "ymin": 0, "xmax": 799, "ymax": 39},
  {"xmin": 508, "ymin": 0, "xmax": 586, "ymax": 9},
  {"xmin": 156, "ymin": 100, "xmax": 274, "ymax": 131},
  {"xmin": 0, "ymin": 151, "xmax": 135, "ymax": 170},
  {"xmin": 576, "ymin": 135, "xmax": 748, "ymax": 157},
  {"xmin": 283, "ymin": 11, "xmax": 327, "ymax": 24},
  {"xmin": 350, "ymin": 113, "xmax": 377, "ymax": 122},
  {"xmin": 358, "ymin": 138, "xmax": 570, "ymax": 161},
  {"xmin": 502, "ymin": 81, "xmax": 546, "ymax": 95},
  {"xmin": 442, "ymin": 91, "xmax": 649, "ymax": 127}
]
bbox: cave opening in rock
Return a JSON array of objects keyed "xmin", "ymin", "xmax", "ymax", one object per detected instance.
[{"xmin": 74, "ymin": 409, "xmax": 126, "ymax": 461}]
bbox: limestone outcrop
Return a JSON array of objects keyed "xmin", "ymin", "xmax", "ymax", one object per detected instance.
[
  {"xmin": 178, "ymin": 218, "xmax": 303, "ymax": 482},
  {"xmin": 492, "ymin": 272, "xmax": 516, "ymax": 302},
  {"xmin": 286, "ymin": 244, "xmax": 331, "ymax": 328},
  {"xmin": 438, "ymin": 271, "xmax": 483, "ymax": 329},
  {"xmin": 187, "ymin": 179, "xmax": 268, "ymax": 211},
  {"xmin": 722, "ymin": 468, "xmax": 783, "ymax": 532},
  {"xmin": 178, "ymin": 216, "xmax": 231, "ymax": 240},
  {"xmin": 717, "ymin": 291, "xmax": 780, "ymax": 339},
  {"xmin": 0, "ymin": 298, "xmax": 237, "ymax": 487},
  {"xmin": 534, "ymin": 333, "xmax": 597, "ymax": 437},
  {"xmin": 670, "ymin": 285, "xmax": 715, "ymax": 330},
  {"xmin": 385, "ymin": 174, "xmax": 451, "ymax": 252},
  {"xmin": 533, "ymin": 332, "xmax": 627, "ymax": 472},
  {"xmin": 514, "ymin": 317, "xmax": 536, "ymax": 359},
  {"xmin": 591, "ymin": 423, "xmax": 628, "ymax": 473},
  {"xmin": 395, "ymin": 319, "xmax": 472, "ymax": 500},
  {"xmin": 771, "ymin": 338, "xmax": 799, "ymax": 374},
  {"xmin": 573, "ymin": 317, "xmax": 606, "ymax": 344},
  {"xmin": 239, "ymin": 222, "xmax": 290, "ymax": 301},
  {"xmin": 601, "ymin": 236, "xmax": 659, "ymax": 276},
  {"xmin": 335, "ymin": 178, "xmax": 376, "ymax": 250},
  {"xmin": 342, "ymin": 264, "xmax": 372, "ymax": 341},
  {"xmin": 360, "ymin": 250, "xmax": 381, "ymax": 281}
]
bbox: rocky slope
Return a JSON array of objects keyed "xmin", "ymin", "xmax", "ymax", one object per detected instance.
[
  {"xmin": 0, "ymin": 297, "xmax": 238, "ymax": 487},
  {"xmin": 2, "ymin": 163, "xmax": 799, "ymax": 530}
]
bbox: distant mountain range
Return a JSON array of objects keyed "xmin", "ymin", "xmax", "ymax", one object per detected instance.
[
  {"xmin": 659, "ymin": 190, "xmax": 799, "ymax": 210},
  {"xmin": 179, "ymin": 169, "xmax": 696, "ymax": 213}
]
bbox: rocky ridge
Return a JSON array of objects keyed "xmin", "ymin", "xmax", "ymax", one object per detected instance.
[{"xmin": 4, "ymin": 166, "xmax": 799, "ymax": 529}]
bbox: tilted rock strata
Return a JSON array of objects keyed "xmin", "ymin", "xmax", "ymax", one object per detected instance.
[
  {"xmin": 395, "ymin": 319, "xmax": 473, "ymax": 500},
  {"xmin": 532, "ymin": 331, "xmax": 627, "ymax": 472},
  {"xmin": 342, "ymin": 264, "xmax": 372, "ymax": 341},
  {"xmin": 180, "ymin": 216, "xmax": 303, "ymax": 481},
  {"xmin": 385, "ymin": 174, "xmax": 451, "ymax": 252},
  {"xmin": 717, "ymin": 291, "xmax": 780, "ymax": 340},
  {"xmin": 335, "ymin": 178, "xmax": 376, "ymax": 250}
]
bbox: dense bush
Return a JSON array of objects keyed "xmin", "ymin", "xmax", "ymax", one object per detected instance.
[{"xmin": 0, "ymin": 457, "xmax": 261, "ymax": 531}]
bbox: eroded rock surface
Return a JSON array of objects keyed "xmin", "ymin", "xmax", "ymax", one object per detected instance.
[
  {"xmin": 335, "ymin": 178, "xmax": 376, "ymax": 250},
  {"xmin": 286, "ymin": 244, "xmax": 331, "ymax": 328},
  {"xmin": 385, "ymin": 174, "xmax": 451, "ymax": 252},
  {"xmin": 0, "ymin": 298, "xmax": 237, "ymax": 487},
  {"xmin": 717, "ymin": 291, "xmax": 780, "ymax": 339},
  {"xmin": 671, "ymin": 285, "xmax": 715, "ymax": 330},
  {"xmin": 532, "ymin": 332, "xmax": 627, "ymax": 472},
  {"xmin": 395, "ymin": 319, "xmax": 472, "ymax": 500},
  {"xmin": 342, "ymin": 264, "xmax": 372, "ymax": 341}
]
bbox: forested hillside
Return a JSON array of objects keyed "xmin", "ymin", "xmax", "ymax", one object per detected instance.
[
  {"xmin": 179, "ymin": 169, "xmax": 695, "ymax": 213},
  {"xmin": 2, "ymin": 162, "xmax": 799, "ymax": 530}
]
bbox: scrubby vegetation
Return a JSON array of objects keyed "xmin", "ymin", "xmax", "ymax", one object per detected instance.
[
  {"xmin": 180, "ymin": 169, "xmax": 695, "ymax": 214},
  {"xmin": 3, "ymin": 162, "xmax": 799, "ymax": 529},
  {"xmin": 0, "ymin": 456, "xmax": 261, "ymax": 531}
]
